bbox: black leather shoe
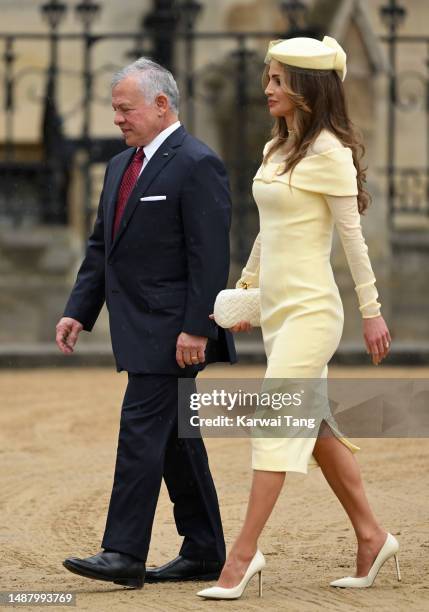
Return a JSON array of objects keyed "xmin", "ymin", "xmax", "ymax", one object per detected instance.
[
  {"xmin": 63, "ymin": 550, "xmax": 145, "ymax": 589},
  {"xmin": 145, "ymin": 555, "xmax": 223, "ymax": 582}
]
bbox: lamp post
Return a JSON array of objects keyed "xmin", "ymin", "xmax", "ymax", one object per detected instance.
[
  {"xmin": 40, "ymin": 0, "xmax": 68, "ymax": 132},
  {"xmin": 75, "ymin": 0, "xmax": 101, "ymax": 144},
  {"xmin": 179, "ymin": 0, "xmax": 202, "ymax": 133},
  {"xmin": 143, "ymin": 0, "xmax": 180, "ymax": 72},
  {"xmin": 40, "ymin": 1, "xmax": 68, "ymax": 223},
  {"xmin": 279, "ymin": 0, "xmax": 307, "ymax": 34},
  {"xmin": 379, "ymin": 0, "xmax": 407, "ymax": 224},
  {"xmin": 75, "ymin": 0, "xmax": 101, "ymax": 233},
  {"xmin": 41, "ymin": 0, "xmax": 68, "ymax": 29},
  {"xmin": 40, "ymin": 0, "xmax": 68, "ymax": 102}
]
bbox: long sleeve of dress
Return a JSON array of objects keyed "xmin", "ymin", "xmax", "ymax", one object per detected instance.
[
  {"xmin": 324, "ymin": 194, "xmax": 381, "ymax": 318},
  {"xmin": 235, "ymin": 232, "xmax": 261, "ymax": 288}
]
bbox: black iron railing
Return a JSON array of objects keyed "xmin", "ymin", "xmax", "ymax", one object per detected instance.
[
  {"xmin": 379, "ymin": 0, "xmax": 429, "ymax": 224},
  {"xmin": 0, "ymin": 0, "xmax": 428, "ymax": 262}
]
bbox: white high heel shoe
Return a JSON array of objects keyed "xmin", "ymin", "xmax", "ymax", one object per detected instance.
[
  {"xmin": 330, "ymin": 532, "xmax": 401, "ymax": 588},
  {"xmin": 196, "ymin": 550, "xmax": 265, "ymax": 600}
]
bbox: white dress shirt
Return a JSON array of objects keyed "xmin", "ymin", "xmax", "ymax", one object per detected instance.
[{"xmin": 137, "ymin": 121, "xmax": 181, "ymax": 177}]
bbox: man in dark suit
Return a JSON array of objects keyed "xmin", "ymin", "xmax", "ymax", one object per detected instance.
[{"xmin": 56, "ymin": 58, "xmax": 236, "ymax": 590}]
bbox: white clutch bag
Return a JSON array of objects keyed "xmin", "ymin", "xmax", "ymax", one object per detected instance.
[{"xmin": 213, "ymin": 282, "xmax": 261, "ymax": 328}]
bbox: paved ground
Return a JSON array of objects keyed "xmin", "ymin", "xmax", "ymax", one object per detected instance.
[{"xmin": 0, "ymin": 365, "xmax": 428, "ymax": 611}]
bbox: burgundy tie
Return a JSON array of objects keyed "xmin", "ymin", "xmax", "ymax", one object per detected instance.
[{"xmin": 112, "ymin": 148, "xmax": 145, "ymax": 239}]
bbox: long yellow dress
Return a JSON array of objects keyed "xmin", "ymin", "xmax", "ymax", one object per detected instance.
[{"xmin": 237, "ymin": 129, "xmax": 382, "ymax": 474}]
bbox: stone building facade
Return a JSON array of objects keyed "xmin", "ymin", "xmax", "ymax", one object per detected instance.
[{"xmin": 0, "ymin": 0, "xmax": 427, "ymax": 360}]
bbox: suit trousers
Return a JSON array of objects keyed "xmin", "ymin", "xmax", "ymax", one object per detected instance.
[{"xmin": 101, "ymin": 372, "xmax": 226, "ymax": 563}]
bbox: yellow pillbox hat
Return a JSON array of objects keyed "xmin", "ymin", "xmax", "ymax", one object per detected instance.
[{"xmin": 264, "ymin": 35, "xmax": 347, "ymax": 82}]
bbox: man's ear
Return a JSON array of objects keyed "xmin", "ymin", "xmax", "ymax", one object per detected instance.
[{"xmin": 155, "ymin": 93, "xmax": 169, "ymax": 114}]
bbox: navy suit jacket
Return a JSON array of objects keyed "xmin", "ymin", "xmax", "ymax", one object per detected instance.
[{"xmin": 63, "ymin": 125, "xmax": 237, "ymax": 374}]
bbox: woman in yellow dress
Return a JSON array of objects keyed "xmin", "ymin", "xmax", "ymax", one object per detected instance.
[{"xmin": 198, "ymin": 36, "xmax": 400, "ymax": 600}]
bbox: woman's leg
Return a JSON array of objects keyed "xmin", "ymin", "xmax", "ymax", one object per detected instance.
[
  {"xmin": 312, "ymin": 421, "xmax": 388, "ymax": 576},
  {"xmin": 217, "ymin": 470, "xmax": 285, "ymax": 587}
]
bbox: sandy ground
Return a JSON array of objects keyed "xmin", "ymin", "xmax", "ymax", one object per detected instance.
[{"xmin": 0, "ymin": 364, "xmax": 428, "ymax": 611}]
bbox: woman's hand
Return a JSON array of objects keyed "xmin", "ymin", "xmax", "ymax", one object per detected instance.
[
  {"xmin": 363, "ymin": 315, "xmax": 391, "ymax": 365},
  {"xmin": 229, "ymin": 321, "xmax": 253, "ymax": 333},
  {"xmin": 209, "ymin": 314, "xmax": 253, "ymax": 333}
]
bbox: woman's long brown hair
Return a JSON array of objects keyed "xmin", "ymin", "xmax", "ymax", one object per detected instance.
[{"xmin": 262, "ymin": 63, "xmax": 371, "ymax": 214}]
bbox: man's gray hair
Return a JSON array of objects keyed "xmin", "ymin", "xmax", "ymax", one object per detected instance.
[{"xmin": 112, "ymin": 58, "xmax": 180, "ymax": 114}]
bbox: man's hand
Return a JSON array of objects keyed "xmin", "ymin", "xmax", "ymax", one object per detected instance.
[
  {"xmin": 56, "ymin": 317, "xmax": 84, "ymax": 355},
  {"xmin": 176, "ymin": 332, "xmax": 207, "ymax": 368}
]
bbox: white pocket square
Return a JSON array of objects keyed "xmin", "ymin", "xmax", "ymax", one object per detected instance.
[{"xmin": 140, "ymin": 195, "xmax": 167, "ymax": 201}]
